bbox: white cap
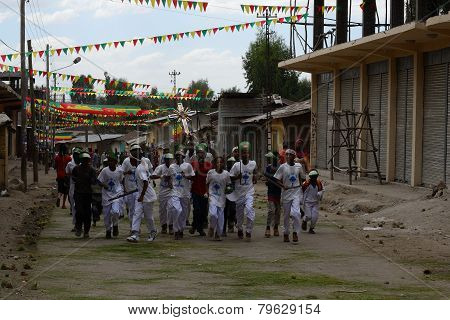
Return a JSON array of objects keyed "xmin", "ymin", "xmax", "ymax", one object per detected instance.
[
  {"xmin": 309, "ymin": 170, "xmax": 319, "ymax": 177},
  {"xmin": 130, "ymin": 144, "xmax": 141, "ymax": 151},
  {"xmin": 80, "ymin": 152, "xmax": 91, "ymax": 159},
  {"xmin": 285, "ymin": 149, "xmax": 296, "ymax": 156}
]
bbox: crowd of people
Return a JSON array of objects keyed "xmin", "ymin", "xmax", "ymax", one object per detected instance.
[{"xmin": 53, "ymin": 140, "xmax": 324, "ymax": 243}]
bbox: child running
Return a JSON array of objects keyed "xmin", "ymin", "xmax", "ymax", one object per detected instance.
[
  {"xmin": 152, "ymin": 153, "xmax": 173, "ymax": 234},
  {"xmin": 206, "ymin": 157, "xmax": 231, "ymax": 241},
  {"xmin": 301, "ymin": 170, "xmax": 324, "ymax": 234}
]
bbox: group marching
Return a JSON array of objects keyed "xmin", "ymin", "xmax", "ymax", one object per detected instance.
[{"xmin": 57, "ymin": 140, "xmax": 324, "ymax": 243}]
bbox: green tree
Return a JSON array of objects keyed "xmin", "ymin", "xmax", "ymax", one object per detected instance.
[
  {"xmin": 220, "ymin": 86, "xmax": 241, "ymax": 94},
  {"xmin": 71, "ymin": 74, "xmax": 97, "ymax": 104},
  {"xmin": 242, "ymin": 30, "xmax": 311, "ymax": 101},
  {"xmin": 186, "ymin": 79, "xmax": 214, "ymax": 111}
]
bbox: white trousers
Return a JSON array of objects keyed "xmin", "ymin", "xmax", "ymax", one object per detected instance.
[
  {"xmin": 283, "ymin": 199, "xmax": 301, "ymax": 235},
  {"xmin": 159, "ymin": 195, "xmax": 169, "ymax": 226},
  {"xmin": 303, "ymin": 203, "xmax": 319, "ymax": 229},
  {"xmin": 168, "ymin": 196, "xmax": 186, "ymax": 233},
  {"xmin": 124, "ymin": 193, "xmax": 137, "ymax": 226},
  {"xmin": 236, "ymin": 194, "xmax": 255, "ymax": 233},
  {"xmin": 132, "ymin": 201, "xmax": 156, "ymax": 235},
  {"xmin": 180, "ymin": 197, "xmax": 190, "ymax": 225},
  {"xmin": 209, "ymin": 204, "xmax": 225, "ymax": 235},
  {"xmin": 103, "ymin": 199, "xmax": 122, "ymax": 231},
  {"xmin": 69, "ymin": 186, "xmax": 76, "ymax": 225}
]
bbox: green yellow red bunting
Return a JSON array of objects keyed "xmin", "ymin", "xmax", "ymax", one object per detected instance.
[
  {"xmin": 240, "ymin": 4, "xmax": 306, "ymax": 15},
  {"xmin": 0, "ymin": 14, "xmax": 309, "ymax": 61},
  {"xmin": 122, "ymin": 0, "xmax": 208, "ymax": 12}
]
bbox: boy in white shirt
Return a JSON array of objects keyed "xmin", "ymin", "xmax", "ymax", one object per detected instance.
[
  {"xmin": 168, "ymin": 151, "xmax": 195, "ymax": 240},
  {"xmin": 229, "ymin": 142, "xmax": 258, "ymax": 241},
  {"xmin": 274, "ymin": 149, "xmax": 306, "ymax": 243},
  {"xmin": 152, "ymin": 154, "xmax": 173, "ymax": 234},
  {"xmin": 206, "ymin": 156, "xmax": 231, "ymax": 241},
  {"xmin": 301, "ymin": 170, "xmax": 324, "ymax": 234},
  {"xmin": 127, "ymin": 157, "xmax": 158, "ymax": 243},
  {"xmin": 121, "ymin": 144, "xmax": 141, "ymax": 232},
  {"xmin": 97, "ymin": 153, "xmax": 125, "ymax": 239}
]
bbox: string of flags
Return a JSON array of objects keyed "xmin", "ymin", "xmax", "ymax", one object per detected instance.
[
  {"xmin": 317, "ymin": 6, "xmax": 337, "ymax": 13},
  {"xmin": 0, "ymin": 63, "xmax": 154, "ymax": 90},
  {"xmin": 121, "ymin": 0, "xmax": 208, "ymax": 12},
  {"xmin": 0, "ymin": 14, "xmax": 309, "ymax": 60},
  {"xmin": 240, "ymin": 4, "xmax": 306, "ymax": 15}
]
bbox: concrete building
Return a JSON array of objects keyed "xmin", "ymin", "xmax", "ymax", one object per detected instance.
[{"xmin": 279, "ymin": 14, "xmax": 450, "ymax": 187}]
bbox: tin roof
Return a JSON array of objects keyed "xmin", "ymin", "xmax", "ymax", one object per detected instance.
[{"xmin": 240, "ymin": 100, "xmax": 311, "ymax": 123}]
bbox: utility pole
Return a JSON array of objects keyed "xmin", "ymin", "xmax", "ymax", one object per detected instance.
[
  {"xmin": 20, "ymin": 0, "xmax": 28, "ymax": 190},
  {"xmin": 169, "ymin": 70, "xmax": 181, "ymax": 94},
  {"xmin": 45, "ymin": 44, "xmax": 50, "ymax": 174},
  {"xmin": 27, "ymin": 40, "xmax": 38, "ymax": 183},
  {"xmin": 289, "ymin": 0, "xmax": 297, "ymax": 57},
  {"xmin": 257, "ymin": 8, "xmax": 277, "ymax": 97}
]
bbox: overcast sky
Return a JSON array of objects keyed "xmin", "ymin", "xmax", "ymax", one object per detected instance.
[{"xmin": 0, "ymin": 0, "xmax": 389, "ymax": 95}]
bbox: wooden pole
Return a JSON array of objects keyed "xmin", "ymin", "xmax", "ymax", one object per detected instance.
[
  {"xmin": 45, "ymin": 44, "xmax": 50, "ymax": 174},
  {"xmin": 27, "ymin": 40, "xmax": 38, "ymax": 183},
  {"xmin": 20, "ymin": 0, "xmax": 28, "ymax": 190}
]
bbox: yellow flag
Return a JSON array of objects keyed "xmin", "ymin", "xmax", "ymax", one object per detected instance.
[
  {"xmin": 182, "ymin": 1, "xmax": 187, "ymax": 10},
  {"xmin": 69, "ymin": 47, "xmax": 74, "ymax": 54},
  {"xmin": 225, "ymin": 26, "xmax": 230, "ymax": 32},
  {"xmin": 88, "ymin": 44, "xmax": 93, "ymax": 51},
  {"xmin": 150, "ymin": 0, "xmax": 155, "ymax": 7}
]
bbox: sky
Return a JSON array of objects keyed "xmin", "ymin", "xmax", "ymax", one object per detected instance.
[{"xmin": 0, "ymin": 0, "xmax": 389, "ymax": 96}]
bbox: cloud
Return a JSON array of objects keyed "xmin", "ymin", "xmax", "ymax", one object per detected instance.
[
  {"xmin": 39, "ymin": 9, "xmax": 78, "ymax": 24},
  {"xmin": 0, "ymin": 10, "xmax": 13, "ymax": 23}
]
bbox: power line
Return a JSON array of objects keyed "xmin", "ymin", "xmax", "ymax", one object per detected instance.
[
  {"xmin": 0, "ymin": 39, "xmax": 19, "ymax": 52},
  {"xmin": 29, "ymin": 0, "xmax": 47, "ymax": 50},
  {"xmin": 27, "ymin": 0, "xmax": 46, "ymax": 50}
]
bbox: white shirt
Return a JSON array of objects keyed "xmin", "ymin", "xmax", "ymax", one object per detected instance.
[
  {"xmin": 207, "ymin": 169, "xmax": 231, "ymax": 208},
  {"xmin": 154, "ymin": 164, "xmax": 172, "ymax": 198},
  {"xmin": 302, "ymin": 181, "xmax": 324, "ymax": 205},
  {"xmin": 65, "ymin": 159, "xmax": 77, "ymax": 191},
  {"xmin": 98, "ymin": 166, "xmax": 124, "ymax": 205},
  {"xmin": 229, "ymin": 160, "xmax": 257, "ymax": 197},
  {"xmin": 136, "ymin": 160, "xmax": 157, "ymax": 203},
  {"xmin": 121, "ymin": 157, "xmax": 137, "ymax": 192},
  {"xmin": 274, "ymin": 162, "xmax": 306, "ymax": 202},
  {"xmin": 169, "ymin": 162, "xmax": 195, "ymax": 198}
]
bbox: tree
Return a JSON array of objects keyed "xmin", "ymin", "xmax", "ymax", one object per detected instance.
[
  {"xmin": 242, "ymin": 30, "xmax": 310, "ymax": 101},
  {"xmin": 220, "ymin": 86, "xmax": 241, "ymax": 94},
  {"xmin": 186, "ymin": 79, "xmax": 214, "ymax": 111},
  {"xmin": 71, "ymin": 74, "xmax": 97, "ymax": 104}
]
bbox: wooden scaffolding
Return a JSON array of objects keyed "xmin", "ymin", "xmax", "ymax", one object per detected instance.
[{"xmin": 328, "ymin": 106, "xmax": 383, "ymax": 185}]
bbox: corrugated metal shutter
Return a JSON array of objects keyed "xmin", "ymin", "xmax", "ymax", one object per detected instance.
[
  {"xmin": 316, "ymin": 73, "xmax": 333, "ymax": 169},
  {"xmin": 367, "ymin": 68, "xmax": 388, "ymax": 177},
  {"xmin": 447, "ymin": 63, "xmax": 450, "ymax": 184},
  {"xmin": 422, "ymin": 63, "xmax": 447, "ymax": 186},
  {"xmin": 395, "ymin": 59, "xmax": 413, "ymax": 183}
]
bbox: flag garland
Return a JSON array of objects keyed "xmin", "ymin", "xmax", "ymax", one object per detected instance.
[
  {"xmin": 121, "ymin": 0, "xmax": 208, "ymax": 12},
  {"xmin": 240, "ymin": 4, "xmax": 306, "ymax": 15},
  {"xmin": 0, "ymin": 14, "xmax": 309, "ymax": 60},
  {"xmin": 0, "ymin": 63, "xmax": 153, "ymax": 90},
  {"xmin": 316, "ymin": 6, "xmax": 337, "ymax": 13}
]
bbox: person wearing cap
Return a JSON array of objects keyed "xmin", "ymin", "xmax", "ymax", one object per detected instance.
[
  {"xmin": 98, "ymin": 152, "xmax": 125, "ymax": 239},
  {"xmin": 127, "ymin": 155, "xmax": 158, "ymax": 243},
  {"xmin": 232, "ymin": 147, "xmax": 240, "ymax": 162},
  {"xmin": 65, "ymin": 147, "xmax": 82, "ymax": 231},
  {"xmin": 229, "ymin": 141, "xmax": 258, "ymax": 241},
  {"xmin": 264, "ymin": 151, "xmax": 282, "ymax": 238},
  {"xmin": 301, "ymin": 170, "xmax": 324, "ymax": 234},
  {"xmin": 152, "ymin": 153, "xmax": 174, "ymax": 234},
  {"xmin": 206, "ymin": 156, "xmax": 231, "ymax": 241},
  {"xmin": 273, "ymin": 148, "xmax": 306, "ymax": 243},
  {"xmin": 71, "ymin": 152, "xmax": 97, "ymax": 238},
  {"xmin": 168, "ymin": 150, "xmax": 195, "ymax": 240},
  {"xmin": 189, "ymin": 144, "xmax": 213, "ymax": 236},
  {"xmin": 122, "ymin": 144, "xmax": 142, "ymax": 233},
  {"xmin": 223, "ymin": 156, "xmax": 237, "ymax": 236}
]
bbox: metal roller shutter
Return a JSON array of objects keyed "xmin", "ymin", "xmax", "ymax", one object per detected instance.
[
  {"xmin": 422, "ymin": 64, "xmax": 447, "ymax": 186},
  {"xmin": 326, "ymin": 81, "xmax": 334, "ymax": 167},
  {"xmin": 316, "ymin": 74, "xmax": 334, "ymax": 169},
  {"xmin": 447, "ymin": 64, "xmax": 450, "ymax": 184},
  {"xmin": 395, "ymin": 60, "xmax": 413, "ymax": 183}
]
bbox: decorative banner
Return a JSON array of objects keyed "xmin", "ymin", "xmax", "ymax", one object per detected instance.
[
  {"xmin": 240, "ymin": 4, "xmax": 306, "ymax": 15},
  {"xmin": 0, "ymin": 14, "xmax": 309, "ymax": 60},
  {"xmin": 121, "ymin": 0, "xmax": 208, "ymax": 12},
  {"xmin": 0, "ymin": 63, "xmax": 153, "ymax": 90},
  {"xmin": 317, "ymin": 6, "xmax": 336, "ymax": 13}
]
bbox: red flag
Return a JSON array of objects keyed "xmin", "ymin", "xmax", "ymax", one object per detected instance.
[
  {"xmin": 56, "ymin": 49, "xmax": 62, "ymax": 56},
  {"xmin": 74, "ymin": 46, "xmax": 81, "ymax": 53},
  {"xmin": 202, "ymin": 2, "xmax": 208, "ymax": 11},
  {"xmin": 230, "ymin": 25, "xmax": 235, "ymax": 32},
  {"xmin": 133, "ymin": 39, "xmax": 138, "ymax": 46},
  {"xmin": 95, "ymin": 44, "xmax": 100, "ymax": 51},
  {"xmin": 212, "ymin": 28, "xmax": 218, "ymax": 34},
  {"xmin": 114, "ymin": 42, "xmax": 119, "ymax": 48},
  {"xmin": 1, "ymin": 55, "xmax": 6, "ymax": 62},
  {"xmin": 38, "ymin": 51, "xmax": 44, "ymax": 58},
  {"xmin": 167, "ymin": 34, "xmax": 173, "ymax": 41},
  {"xmin": 187, "ymin": 1, "xmax": 193, "ymax": 9},
  {"xmin": 195, "ymin": 30, "xmax": 202, "ymax": 37}
]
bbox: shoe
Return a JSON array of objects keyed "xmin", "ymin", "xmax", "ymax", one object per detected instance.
[
  {"xmin": 174, "ymin": 232, "xmax": 180, "ymax": 240},
  {"xmin": 293, "ymin": 232, "xmax": 299, "ymax": 242},
  {"xmin": 56, "ymin": 198, "xmax": 60, "ymax": 207},
  {"xmin": 113, "ymin": 226, "xmax": 119, "ymax": 237},
  {"xmin": 161, "ymin": 224, "xmax": 168, "ymax": 234},
  {"xmin": 208, "ymin": 228, "xmax": 214, "ymax": 239},
  {"xmin": 169, "ymin": 224, "xmax": 174, "ymax": 235},
  {"xmin": 214, "ymin": 232, "xmax": 222, "ymax": 241},
  {"xmin": 238, "ymin": 230, "xmax": 244, "ymax": 239},
  {"xmin": 188, "ymin": 227, "xmax": 195, "ymax": 235},
  {"xmin": 273, "ymin": 226, "xmax": 279, "ymax": 237},
  {"xmin": 284, "ymin": 234, "xmax": 290, "ymax": 242},
  {"xmin": 309, "ymin": 228, "xmax": 316, "ymax": 234},
  {"xmin": 127, "ymin": 234, "xmax": 139, "ymax": 243},
  {"xmin": 302, "ymin": 220, "xmax": 307, "ymax": 231},
  {"xmin": 300, "ymin": 208, "xmax": 305, "ymax": 219},
  {"xmin": 71, "ymin": 228, "xmax": 76, "ymax": 233},
  {"xmin": 75, "ymin": 229, "xmax": 82, "ymax": 237},
  {"xmin": 147, "ymin": 230, "xmax": 157, "ymax": 242},
  {"xmin": 245, "ymin": 232, "xmax": 251, "ymax": 241},
  {"xmin": 106, "ymin": 230, "xmax": 112, "ymax": 239},
  {"xmin": 179, "ymin": 231, "xmax": 183, "ymax": 239},
  {"xmin": 83, "ymin": 233, "xmax": 90, "ymax": 239},
  {"xmin": 228, "ymin": 227, "xmax": 235, "ymax": 233},
  {"xmin": 264, "ymin": 227, "xmax": 271, "ymax": 238},
  {"xmin": 186, "ymin": 220, "xmax": 190, "ymax": 226},
  {"xmin": 61, "ymin": 205, "xmax": 67, "ymax": 209},
  {"xmin": 198, "ymin": 230, "xmax": 206, "ymax": 237}
]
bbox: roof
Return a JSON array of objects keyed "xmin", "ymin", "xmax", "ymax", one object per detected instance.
[
  {"xmin": 0, "ymin": 113, "xmax": 12, "ymax": 127},
  {"xmin": 57, "ymin": 133, "xmax": 123, "ymax": 144},
  {"xmin": 0, "ymin": 81, "xmax": 21, "ymax": 110},
  {"xmin": 279, "ymin": 14, "xmax": 450, "ymax": 73},
  {"xmin": 241, "ymin": 100, "xmax": 311, "ymax": 123}
]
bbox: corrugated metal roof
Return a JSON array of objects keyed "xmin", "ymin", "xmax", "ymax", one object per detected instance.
[
  {"xmin": 240, "ymin": 100, "xmax": 311, "ymax": 123},
  {"xmin": 60, "ymin": 134, "xmax": 124, "ymax": 144}
]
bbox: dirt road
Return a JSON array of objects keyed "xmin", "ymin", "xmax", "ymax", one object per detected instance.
[{"xmin": 5, "ymin": 174, "xmax": 449, "ymax": 300}]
